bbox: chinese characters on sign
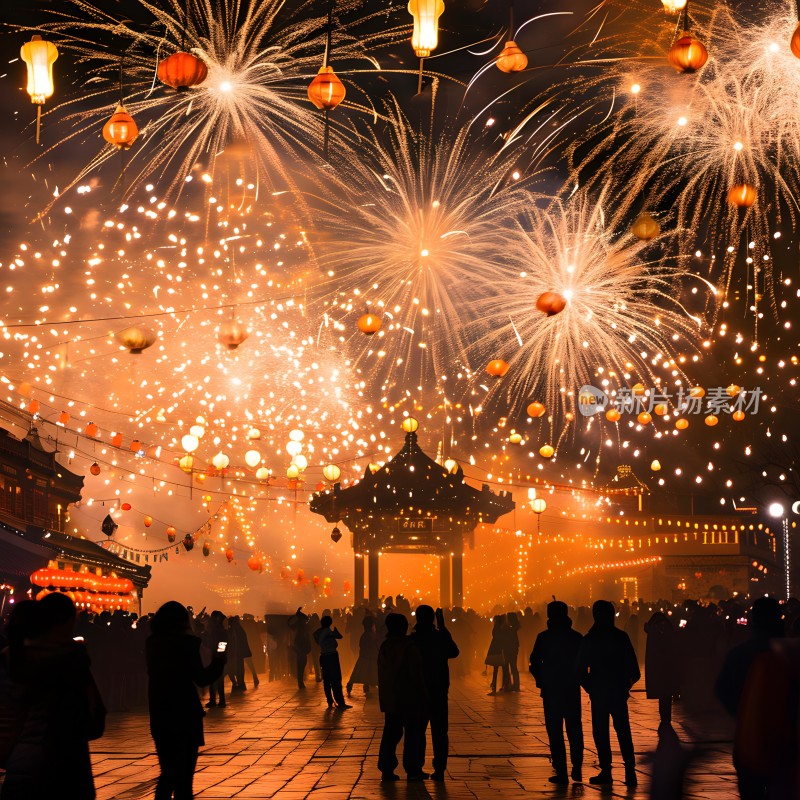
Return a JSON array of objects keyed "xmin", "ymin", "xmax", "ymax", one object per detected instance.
[{"xmin": 578, "ymin": 385, "xmax": 762, "ymax": 417}]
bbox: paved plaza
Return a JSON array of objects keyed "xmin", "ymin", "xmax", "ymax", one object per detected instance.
[{"xmin": 86, "ymin": 674, "xmax": 739, "ymax": 800}]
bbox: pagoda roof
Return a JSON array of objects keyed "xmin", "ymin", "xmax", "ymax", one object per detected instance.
[
  {"xmin": 310, "ymin": 430, "xmax": 515, "ymax": 525},
  {"xmin": 602, "ymin": 464, "xmax": 649, "ymax": 494}
]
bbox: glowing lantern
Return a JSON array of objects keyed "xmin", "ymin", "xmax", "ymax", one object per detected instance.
[
  {"xmin": 637, "ymin": 412, "xmax": 652, "ymax": 425},
  {"xmin": 650, "ymin": 459, "xmax": 662, "ymax": 471},
  {"xmin": 662, "ymin": 0, "xmax": 687, "ymax": 12},
  {"xmin": 331, "ymin": 526, "xmax": 342, "ymax": 543},
  {"xmin": 181, "ymin": 434, "xmax": 199, "ymax": 453},
  {"xmin": 167, "ymin": 526, "xmax": 177, "ymax": 542},
  {"xmin": 289, "ymin": 429, "xmax": 304, "ymax": 442},
  {"xmin": 116, "ymin": 326, "xmax": 157, "ymax": 354},
  {"xmin": 605, "ymin": 408, "xmax": 621, "ymax": 422},
  {"xmin": 225, "ymin": 549, "xmax": 234, "ymax": 562},
  {"xmin": 27, "ymin": 400, "xmax": 40, "ymax": 415},
  {"xmin": 726, "ymin": 384, "xmax": 741, "ymax": 397},
  {"xmin": 217, "ymin": 320, "xmax": 249, "ymax": 350},
  {"xmin": 323, "ymin": 464, "xmax": 341, "ymax": 483},
  {"xmin": 256, "ymin": 467, "xmax": 271, "ymax": 481},
  {"xmin": 408, "ymin": 0, "xmax": 445, "ymax": 58},
  {"xmin": 704, "ymin": 414, "xmax": 719, "ymax": 427},
  {"xmin": 357, "ymin": 313, "xmax": 382, "ymax": 335},
  {"xmin": 130, "ymin": 439, "xmax": 142, "ymax": 452},
  {"xmin": 368, "ymin": 462, "xmax": 381, "ymax": 473},
  {"xmin": 539, "ymin": 444, "xmax": 555, "ymax": 458},
  {"xmin": 292, "ymin": 454, "xmax": 308, "ymax": 471},
  {"xmin": 190, "ymin": 425, "xmax": 205, "ymax": 439},
  {"xmin": 444, "ymin": 458, "xmax": 458, "ymax": 474},
  {"xmin": 307, "ymin": 66, "xmax": 346, "ymax": 110},
  {"xmin": 111, "ymin": 433, "xmax": 123, "ymax": 448},
  {"xmin": 668, "ymin": 33, "xmax": 708, "ymax": 73},
  {"xmin": 85, "ymin": 422, "xmax": 99, "ymax": 437},
  {"xmin": 689, "ymin": 386, "xmax": 705, "ymax": 398},
  {"xmin": 509, "ymin": 432, "xmax": 523, "ymax": 445},
  {"xmin": 632, "ymin": 383, "xmax": 646, "ymax": 396},
  {"xmin": 631, "ymin": 212, "xmax": 660, "ymax": 241},
  {"xmin": 90, "ymin": 462, "xmax": 101, "ymax": 476},
  {"xmin": 536, "ymin": 291, "xmax": 567, "ymax": 316},
  {"xmin": 675, "ymin": 418, "xmax": 689, "ymax": 430},
  {"xmin": 248, "ymin": 428, "xmax": 261, "ymax": 440},
  {"xmin": 143, "ymin": 515, "xmax": 152, "ymax": 528},
  {"xmin": 58, "ymin": 411, "xmax": 70, "ymax": 425},
  {"xmin": 792, "ymin": 22, "xmax": 800, "ymax": 59},
  {"xmin": 654, "ymin": 403, "xmax": 668, "ymax": 416},
  {"xmin": 286, "ymin": 440, "xmax": 303, "ymax": 457},
  {"xmin": 179, "ymin": 454, "xmax": 194, "ymax": 473},
  {"xmin": 496, "ymin": 41, "xmax": 528, "ymax": 73},
  {"xmin": 527, "ymin": 401, "xmax": 546, "ymax": 418},
  {"xmin": 157, "ymin": 51, "xmax": 208, "ymax": 91},
  {"xmin": 102, "ymin": 105, "xmax": 138, "ymax": 150},
  {"xmin": 247, "ymin": 554, "xmax": 262, "ymax": 572},
  {"xmin": 732, "ymin": 410, "xmax": 746, "ymax": 422},
  {"xmin": 287, "ymin": 464, "xmax": 300, "ymax": 480},
  {"xmin": 486, "ymin": 359, "xmax": 510, "ymax": 378},
  {"xmin": 121, "ymin": 502, "xmax": 131, "ymax": 511},
  {"xmin": 20, "ymin": 36, "xmax": 58, "ymax": 144},
  {"xmin": 727, "ymin": 184, "xmax": 757, "ymax": 208},
  {"xmin": 202, "ymin": 541, "xmax": 210, "ymax": 557},
  {"xmin": 401, "ymin": 417, "xmax": 419, "ymax": 433},
  {"xmin": 245, "ymin": 450, "xmax": 261, "ymax": 468}
]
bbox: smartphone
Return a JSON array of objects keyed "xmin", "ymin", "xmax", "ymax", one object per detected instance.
[{"xmin": 217, "ymin": 641, "xmax": 228, "ymax": 653}]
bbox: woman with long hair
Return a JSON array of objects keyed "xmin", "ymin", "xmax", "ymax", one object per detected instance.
[
  {"xmin": 346, "ymin": 616, "xmax": 379, "ymax": 697},
  {"xmin": 485, "ymin": 615, "xmax": 510, "ymax": 695}
]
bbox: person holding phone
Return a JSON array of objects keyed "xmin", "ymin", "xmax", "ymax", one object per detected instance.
[{"xmin": 147, "ymin": 602, "xmax": 226, "ymax": 800}]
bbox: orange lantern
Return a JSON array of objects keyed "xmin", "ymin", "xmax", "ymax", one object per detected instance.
[
  {"xmin": 732, "ymin": 410, "xmax": 746, "ymax": 422},
  {"xmin": 85, "ymin": 422, "xmax": 99, "ymax": 437},
  {"xmin": 121, "ymin": 502, "xmax": 131, "ymax": 511},
  {"xmin": 527, "ymin": 401, "xmax": 546, "ymax": 418},
  {"xmin": 111, "ymin": 433, "xmax": 123, "ymax": 448},
  {"xmin": 225, "ymin": 549, "xmax": 234, "ymax": 562},
  {"xmin": 166, "ymin": 526, "xmax": 177, "ymax": 543},
  {"xmin": 357, "ymin": 313, "xmax": 382, "ymax": 335},
  {"xmin": 605, "ymin": 408, "xmax": 621, "ymax": 422},
  {"xmin": 792, "ymin": 22, "xmax": 800, "ymax": 59},
  {"xmin": 631, "ymin": 212, "xmax": 660, "ymax": 241},
  {"xmin": 727, "ymin": 184, "xmax": 757, "ymax": 208},
  {"xmin": 143, "ymin": 515, "xmax": 153, "ymax": 528},
  {"xmin": 704, "ymin": 414, "xmax": 719, "ymax": 427},
  {"xmin": 28, "ymin": 399, "xmax": 40, "ymax": 415},
  {"xmin": 157, "ymin": 51, "xmax": 208, "ymax": 91},
  {"xmin": 675, "ymin": 418, "xmax": 689, "ymax": 430},
  {"xmin": 116, "ymin": 326, "xmax": 157, "ymax": 354},
  {"xmin": 90, "ymin": 462, "xmax": 101, "ymax": 476},
  {"xmin": 496, "ymin": 41, "xmax": 528, "ymax": 73},
  {"xmin": 668, "ymin": 33, "xmax": 708, "ymax": 73},
  {"xmin": 102, "ymin": 104, "xmax": 138, "ymax": 150},
  {"xmin": 217, "ymin": 320, "xmax": 249, "ymax": 350},
  {"xmin": 130, "ymin": 439, "xmax": 141, "ymax": 452},
  {"xmin": 637, "ymin": 412, "xmax": 652, "ymax": 425},
  {"xmin": 539, "ymin": 444, "xmax": 555, "ymax": 458},
  {"xmin": 536, "ymin": 291, "xmax": 567, "ymax": 316},
  {"xmin": 58, "ymin": 411, "xmax": 70, "ymax": 425},
  {"xmin": 654, "ymin": 403, "xmax": 668, "ymax": 416},
  {"xmin": 307, "ymin": 66, "xmax": 346, "ymax": 111},
  {"xmin": 486, "ymin": 359, "xmax": 510, "ymax": 378}
]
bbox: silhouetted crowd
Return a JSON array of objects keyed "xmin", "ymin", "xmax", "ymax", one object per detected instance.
[{"xmin": 1, "ymin": 593, "xmax": 800, "ymax": 798}]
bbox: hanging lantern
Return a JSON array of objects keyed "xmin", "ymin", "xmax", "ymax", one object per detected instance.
[
  {"xmin": 307, "ymin": 66, "xmax": 346, "ymax": 111},
  {"xmin": 444, "ymin": 457, "xmax": 458, "ymax": 474},
  {"xmin": 85, "ymin": 422, "xmax": 99, "ymax": 437},
  {"xmin": 245, "ymin": 450, "xmax": 261, "ymax": 468},
  {"xmin": 631, "ymin": 212, "xmax": 660, "ymax": 241},
  {"xmin": 90, "ymin": 462, "xmax": 101, "ymax": 476},
  {"xmin": 536, "ymin": 291, "xmax": 567, "ymax": 316},
  {"xmin": 27, "ymin": 399, "xmax": 40, "ymax": 415},
  {"xmin": 726, "ymin": 384, "xmax": 741, "ymax": 397},
  {"xmin": 256, "ymin": 467, "xmax": 271, "ymax": 481},
  {"xmin": 331, "ymin": 526, "xmax": 342, "ymax": 543},
  {"xmin": 486, "ymin": 359, "xmax": 510, "ymax": 378},
  {"xmin": 189, "ymin": 425, "xmax": 205, "ymax": 439},
  {"xmin": 539, "ymin": 444, "xmax": 555, "ymax": 459},
  {"xmin": 792, "ymin": 22, "xmax": 800, "ymax": 59},
  {"xmin": 143, "ymin": 515, "xmax": 153, "ymax": 528},
  {"xmin": 637, "ymin": 412, "xmax": 652, "ymax": 425},
  {"xmin": 181, "ymin": 434, "xmax": 200, "ymax": 453},
  {"xmin": 401, "ymin": 417, "xmax": 419, "ymax": 433},
  {"xmin": 292, "ymin": 454, "xmax": 309, "ymax": 472},
  {"xmin": 289, "ymin": 429, "xmax": 304, "ymax": 442},
  {"xmin": 287, "ymin": 464, "xmax": 300, "ymax": 480},
  {"xmin": 323, "ymin": 464, "xmax": 341, "ymax": 483},
  {"xmin": 732, "ymin": 410, "xmax": 746, "ymax": 422},
  {"xmin": 704, "ymin": 414, "xmax": 719, "ymax": 426},
  {"xmin": 662, "ymin": 0, "xmax": 687, "ymax": 12},
  {"xmin": 650, "ymin": 459, "xmax": 662, "ymax": 471},
  {"xmin": 58, "ymin": 411, "xmax": 70, "ymax": 425},
  {"xmin": 179, "ymin": 454, "xmax": 194, "ymax": 473},
  {"xmin": 689, "ymin": 386, "xmax": 705, "ymax": 398},
  {"xmin": 675, "ymin": 418, "xmax": 689, "ymax": 430},
  {"xmin": 248, "ymin": 428, "xmax": 261, "ymax": 440},
  {"xmin": 121, "ymin": 502, "xmax": 132, "ymax": 511},
  {"xmin": 225, "ymin": 549, "xmax": 234, "ymax": 562},
  {"xmin": 212, "ymin": 452, "xmax": 229, "ymax": 470},
  {"xmin": 357, "ymin": 313, "xmax": 382, "ymax": 335},
  {"xmin": 408, "ymin": 0, "xmax": 445, "ymax": 58},
  {"xmin": 496, "ymin": 40, "xmax": 528, "ymax": 73},
  {"xmin": 116, "ymin": 326, "xmax": 157, "ymax": 354},
  {"xmin": 286, "ymin": 441, "xmax": 303, "ymax": 458},
  {"xmin": 157, "ymin": 51, "xmax": 208, "ymax": 91},
  {"xmin": 202, "ymin": 541, "xmax": 211, "ymax": 557},
  {"xmin": 102, "ymin": 104, "xmax": 138, "ymax": 150},
  {"xmin": 182, "ymin": 533, "xmax": 195, "ymax": 552},
  {"xmin": 727, "ymin": 184, "xmax": 757, "ymax": 208},
  {"xmin": 527, "ymin": 401, "xmax": 546, "ymax": 418},
  {"xmin": 668, "ymin": 32, "xmax": 708, "ymax": 73},
  {"xmin": 217, "ymin": 320, "xmax": 249, "ymax": 350},
  {"xmin": 20, "ymin": 36, "xmax": 58, "ymax": 145},
  {"xmin": 130, "ymin": 439, "xmax": 142, "ymax": 452},
  {"xmin": 247, "ymin": 554, "xmax": 262, "ymax": 572},
  {"xmin": 509, "ymin": 432, "xmax": 523, "ymax": 445},
  {"xmin": 167, "ymin": 526, "xmax": 177, "ymax": 543},
  {"xmin": 654, "ymin": 403, "xmax": 669, "ymax": 416}
]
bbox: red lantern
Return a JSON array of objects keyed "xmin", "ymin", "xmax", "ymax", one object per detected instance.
[
  {"xmin": 111, "ymin": 433, "xmax": 123, "ymax": 448},
  {"xmin": 307, "ymin": 66, "xmax": 346, "ymax": 111},
  {"xmin": 668, "ymin": 33, "xmax": 708, "ymax": 73},
  {"xmin": 130, "ymin": 439, "xmax": 141, "ymax": 452},
  {"xmin": 536, "ymin": 291, "xmax": 567, "ymax": 316},
  {"xmin": 58, "ymin": 411, "xmax": 70, "ymax": 425},
  {"xmin": 89, "ymin": 462, "xmax": 101, "ymax": 476},
  {"xmin": 85, "ymin": 422, "xmax": 99, "ymax": 437},
  {"xmin": 121, "ymin": 502, "xmax": 132, "ymax": 511},
  {"xmin": 247, "ymin": 554, "xmax": 262, "ymax": 572},
  {"xmin": 357, "ymin": 313, "xmax": 382, "ymax": 335},
  {"xmin": 486, "ymin": 359, "xmax": 510, "ymax": 378},
  {"xmin": 157, "ymin": 52, "xmax": 208, "ymax": 91},
  {"xmin": 28, "ymin": 399, "xmax": 40, "ymax": 415},
  {"xmin": 102, "ymin": 104, "xmax": 138, "ymax": 150},
  {"xmin": 225, "ymin": 549, "xmax": 234, "ymax": 562}
]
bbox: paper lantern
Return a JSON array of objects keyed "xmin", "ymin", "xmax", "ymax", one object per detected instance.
[
  {"xmin": 539, "ymin": 444, "xmax": 555, "ymax": 458},
  {"xmin": 727, "ymin": 184, "xmax": 757, "ymax": 208},
  {"xmin": 85, "ymin": 422, "xmax": 99, "ymax": 437},
  {"xmin": 181, "ymin": 434, "xmax": 200, "ymax": 453},
  {"xmin": 650, "ymin": 460, "xmax": 662, "ymax": 472},
  {"xmin": 182, "ymin": 533, "xmax": 195, "ymax": 552},
  {"xmin": 307, "ymin": 66, "xmax": 346, "ymax": 111},
  {"xmin": 111, "ymin": 433, "xmax": 123, "ymax": 448},
  {"xmin": 179, "ymin": 454, "xmax": 194, "ymax": 473},
  {"xmin": 689, "ymin": 386, "xmax": 705, "ymax": 398},
  {"xmin": 245, "ymin": 450, "xmax": 261, "ymax": 468},
  {"xmin": 102, "ymin": 104, "xmax": 138, "ymax": 150},
  {"xmin": 732, "ymin": 410, "xmax": 746, "ymax": 422},
  {"xmin": 496, "ymin": 40, "xmax": 528, "ymax": 73},
  {"xmin": 286, "ymin": 440, "xmax": 303, "ymax": 457},
  {"xmin": 444, "ymin": 458, "xmax": 458, "ymax": 474},
  {"xmin": 21, "ymin": 35, "xmax": 58, "ymax": 105},
  {"xmin": 202, "ymin": 541, "xmax": 210, "ymax": 557},
  {"xmin": 632, "ymin": 383, "xmax": 646, "ymax": 396},
  {"xmin": 27, "ymin": 399, "xmax": 40, "ymax": 415},
  {"xmin": 143, "ymin": 515, "xmax": 152, "ymax": 528},
  {"xmin": 536, "ymin": 291, "xmax": 567, "ymax": 316},
  {"xmin": 58, "ymin": 411, "xmax": 70, "ymax": 425},
  {"xmin": 486, "ymin": 359, "xmax": 510, "ymax": 378},
  {"xmin": 631, "ymin": 212, "xmax": 660, "ymax": 241},
  {"xmin": 217, "ymin": 320, "xmax": 249, "ymax": 350},
  {"xmin": 157, "ymin": 51, "xmax": 208, "ymax": 91},
  {"xmin": 792, "ymin": 22, "xmax": 800, "ymax": 59},
  {"xmin": 256, "ymin": 467, "xmax": 271, "ymax": 481},
  {"xmin": 130, "ymin": 440, "xmax": 142, "ymax": 452},
  {"xmin": 408, "ymin": 0, "xmax": 445, "ymax": 57},
  {"xmin": 225, "ymin": 549, "xmax": 234, "ymax": 562},
  {"xmin": 247, "ymin": 554, "xmax": 262, "ymax": 572},
  {"xmin": 668, "ymin": 33, "xmax": 708, "ymax": 73},
  {"xmin": 209, "ymin": 452, "xmax": 227, "ymax": 471},
  {"xmin": 90, "ymin": 462, "xmax": 101, "ymax": 476},
  {"xmin": 662, "ymin": 0, "xmax": 687, "ymax": 12},
  {"xmin": 726, "ymin": 384, "xmax": 741, "ymax": 397},
  {"xmin": 509, "ymin": 432, "xmax": 523, "ymax": 445},
  {"xmin": 401, "ymin": 417, "xmax": 419, "ymax": 433},
  {"xmin": 527, "ymin": 401, "xmax": 546, "ymax": 418},
  {"xmin": 331, "ymin": 526, "xmax": 342, "ymax": 543},
  {"xmin": 289, "ymin": 429, "xmax": 304, "ymax": 442},
  {"xmin": 189, "ymin": 425, "xmax": 205, "ymax": 439},
  {"xmin": 116, "ymin": 326, "xmax": 156, "ymax": 354},
  {"xmin": 323, "ymin": 464, "xmax": 341, "ymax": 483},
  {"xmin": 675, "ymin": 418, "xmax": 689, "ymax": 430},
  {"xmin": 248, "ymin": 428, "xmax": 261, "ymax": 440},
  {"xmin": 292, "ymin": 454, "xmax": 308, "ymax": 471},
  {"xmin": 704, "ymin": 414, "xmax": 719, "ymax": 426},
  {"xmin": 637, "ymin": 412, "xmax": 652, "ymax": 425},
  {"xmin": 167, "ymin": 526, "xmax": 177, "ymax": 543},
  {"xmin": 605, "ymin": 408, "xmax": 621, "ymax": 422},
  {"xmin": 121, "ymin": 502, "xmax": 132, "ymax": 511},
  {"xmin": 286, "ymin": 464, "xmax": 300, "ymax": 480},
  {"xmin": 357, "ymin": 313, "xmax": 382, "ymax": 335}
]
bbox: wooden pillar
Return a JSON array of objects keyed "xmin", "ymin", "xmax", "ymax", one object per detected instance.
[
  {"xmin": 452, "ymin": 552, "xmax": 463, "ymax": 607},
  {"xmin": 439, "ymin": 555, "xmax": 451, "ymax": 608},
  {"xmin": 368, "ymin": 550, "xmax": 380, "ymax": 608},
  {"xmin": 353, "ymin": 553, "xmax": 365, "ymax": 605}
]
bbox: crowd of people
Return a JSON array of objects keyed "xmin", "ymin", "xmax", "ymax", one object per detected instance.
[{"xmin": 1, "ymin": 592, "xmax": 799, "ymax": 798}]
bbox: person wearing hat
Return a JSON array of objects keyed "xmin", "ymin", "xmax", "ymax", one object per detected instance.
[{"xmin": 530, "ymin": 601, "xmax": 584, "ymax": 785}]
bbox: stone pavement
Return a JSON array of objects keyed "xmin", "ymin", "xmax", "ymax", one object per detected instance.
[{"xmin": 89, "ymin": 674, "xmax": 739, "ymax": 800}]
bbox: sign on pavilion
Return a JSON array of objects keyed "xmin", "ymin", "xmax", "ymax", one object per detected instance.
[{"xmin": 310, "ymin": 418, "xmax": 515, "ymax": 607}]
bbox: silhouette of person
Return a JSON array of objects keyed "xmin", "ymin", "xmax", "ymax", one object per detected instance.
[
  {"xmin": 576, "ymin": 600, "xmax": 640, "ymax": 787},
  {"xmin": 312, "ymin": 615, "xmax": 351, "ymax": 709},
  {"xmin": 485, "ymin": 615, "xmax": 510, "ymax": 694},
  {"xmin": 202, "ymin": 611, "xmax": 228, "ymax": 707},
  {"xmin": 409, "ymin": 605, "xmax": 459, "ymax": 782},
  {"xmin": 227, "ymin": 616, "xmax": 251, "ymax": 691},
  {"xmin": 530, "ymin": 600, "xmax": 584, "ymax": 785},
  {"xmin": 1, "ymin": 593, "xmax": 105, "ymax": 800},
  {"xmin": 644, "ymin": 611, "xmax": 679, "ymax": 727},
  {"xmin": 288, "ymin": 607, "xmax": 312, "ymax": 690},
  {"xmin": 504, "ymin": 612, "xmax": 521, "ymax": 692},
  {"xmin": 377, "ymin": 613, "xmax": 428, "ymax": 781},
  {"xmin": 715, "ymin": 596, "xmax": 784, "ymax": 800},
  {"xmin": 147, "ymin": 601, "xmax": 226, "ymax": 800},
  {"xmin": 346, "ymin": 616, "xmax": 379, "ymax": 697}
]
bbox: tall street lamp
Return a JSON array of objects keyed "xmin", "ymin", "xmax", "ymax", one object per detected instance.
[{"xmin": 769, "ymin": 502, "xmax": 790, "ymax": 600}]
